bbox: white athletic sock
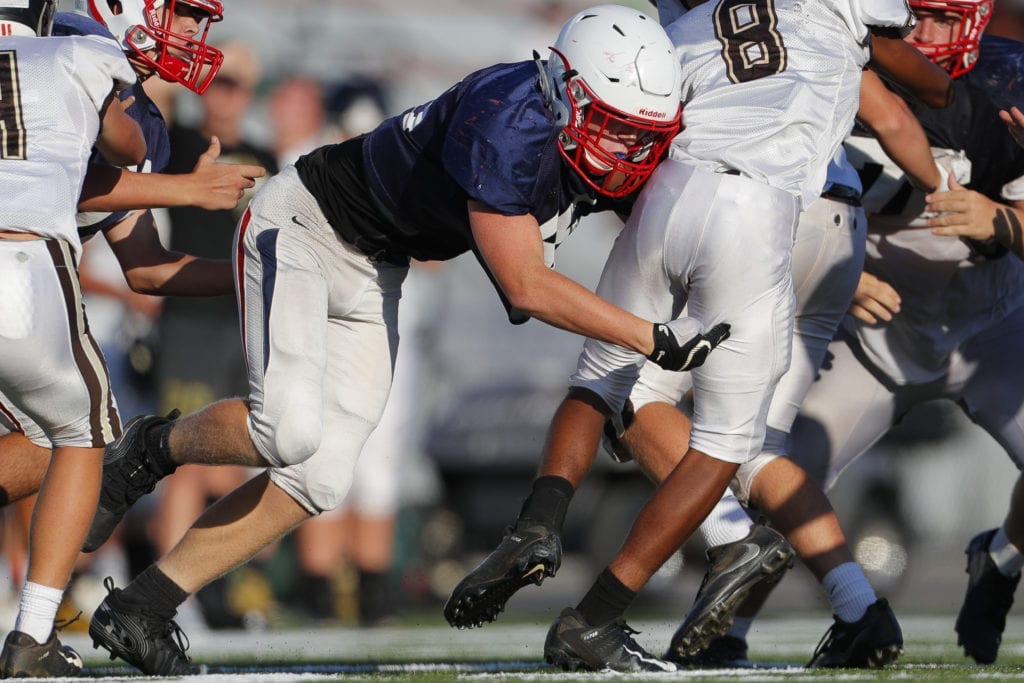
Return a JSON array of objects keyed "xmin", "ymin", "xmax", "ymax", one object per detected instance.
[
  {"xmin": 14, "ymin": 582, "xmax": 64, "ymax": 644},
  {"xmin": 698, "ymin": 492, "xmax": 753, "ymax": 547},
  {"xmin": 822, "ymin": 562, "xmax": 876, "ymax": 623},
  {"xmin": 988, "ymin": 526, "xmax": 1024, "ymax": 577},
  {"xmin": 726, "ymin": 616, "xmax": 753, "ymax": 640}
]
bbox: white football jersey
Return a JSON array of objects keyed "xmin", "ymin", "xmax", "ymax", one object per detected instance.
[
  {"xmin": 666, "ymin": 0, "xmax": 913, "ymax": 208},
  {"xmin": 0, "ymin": 34, "xmax": 135, "ymax": 254}
]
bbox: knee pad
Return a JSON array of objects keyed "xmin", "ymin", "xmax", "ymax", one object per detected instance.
[
  {"xmin": 731, "ymin": 452, "xmax": 781, "ymax": 505},
  {"xmin": 269, "ymin": 459, "xmax": 355, "ymax": 514},
  {"xmin": 249, "ymin": 404, "xmax": 323, "ymax": 468}
]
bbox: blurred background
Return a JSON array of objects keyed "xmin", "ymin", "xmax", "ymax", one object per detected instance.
[{"xmin": 17, "ymin": 0, "xmax": 1018, "ymax": 639}]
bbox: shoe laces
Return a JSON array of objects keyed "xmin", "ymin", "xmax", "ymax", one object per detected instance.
[
  {"xmin": 54, "ymin": 611, "xmax": 82, "ymax": 633},
  {"xmin": 608, "ymin": 619, "xmax": 644, "ymax": 651},
  {"xmin": 811, "ymin": 621, "xmax": 838, "ymax": 662},
  {"xmin": 101, "ymin": 577, "xmax": 191, "ymax": 658}
]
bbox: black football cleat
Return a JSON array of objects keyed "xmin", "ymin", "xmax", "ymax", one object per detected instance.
[
  {"xmin": 444, "ymin": 520, "xmax": 561, "ymax": 628},
  {"xmin": 668, "ymin": 523, "xmax": 794, "ymax": 659},
  {"xmin": 84, "ymin": 409, "xmax": 180, "ymax": 552},
  {"xmin": 544, "ymin": 607, "xmax": 676, "ymax": 673},
  {"xmin": 90, "ymin": 576, "xmax": 198, "ymax": 676},
  {"xmin": 955, "ymin": 528, "xmax": 1020, "ymax": 664},
  {"xmin": 667, "ymin": 634, "xmax": 752, "ymax": 668},
  {"xmin": 808, "ymin": 598, "xmax": 903, "ymax": 668},
  {"xmin": 0, "ymin": 629, "xmax": 82, "ymax": 678}
]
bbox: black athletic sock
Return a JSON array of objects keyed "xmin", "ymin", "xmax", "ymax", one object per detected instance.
[
  {"xmin": 122, "ymin": 565, "xmax": 189, "ymax": 618},
  {"xmin": 518, "ymin": 476, "xmax": 574, "ymax": 531},
  {"xmin": 575, "ymin": 567, "xmax": 636, "ymax": 626},
  {"xmin": 144, "ymin": 421, "xmax": 178, "ymax": 476}
]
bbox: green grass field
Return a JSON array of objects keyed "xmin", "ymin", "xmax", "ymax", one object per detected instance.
[{"xmin": 59, "ymin": 613, "xmax": 1024, "ymax": 681}]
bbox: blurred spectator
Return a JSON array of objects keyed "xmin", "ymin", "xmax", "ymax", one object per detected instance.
[
  {"xmin": 267, "ymin": 75, "xmax": 329, "ymax": 168},
  {"xmin": 150, "ymin": 41, "xmax": 278, "ymax": 629},
  {"xmin": 324, "ymin": 77, "xmax": 389, "ymax": 143}
]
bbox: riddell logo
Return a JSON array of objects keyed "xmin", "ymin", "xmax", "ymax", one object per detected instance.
[
  {"xmin": 146, "ymin": 7, "xmax": 162, "ymax": 28},
  {"xmin": 638, "ymin": 108, "xmax": 667, "ymax": 118}
]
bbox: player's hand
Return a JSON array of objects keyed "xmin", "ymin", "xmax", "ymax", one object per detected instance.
[
  {"xmin": 925, "ymin": 175, "xmax": 1000, "ymax": 241},
  {"xmin": 849, "ymin": 271, "xmax": 900, "ymax": 324},
  {"xmin": 1000, "ymin": 107, "xmax": 1024, "ymax": 149},
  {"xmin": 647, "ymin": 320, "xmax": 731, "ymax": 371},
  {"xmin": 186, "ymin": 136, "xmax": 267, "ymax": 210}
]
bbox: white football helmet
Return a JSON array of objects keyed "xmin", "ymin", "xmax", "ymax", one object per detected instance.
[
  {"xmin": 908, "ymin": 0, "xmax": 993, "ymax": 78},
  {"xmin": 77, "ymin": 0, "xmax": 224, "ymax": 93},
  {"xmin": 0, "ymin": 0, "xmax": 57, "ymax": 36},
  {"xmin": 540, "ymin": 4, "xmax": 682, "ymax": 198}
]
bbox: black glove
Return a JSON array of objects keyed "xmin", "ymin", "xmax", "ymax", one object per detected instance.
[{"xmin": 647, "ymin": 321, "xmax": 731, "ymax": 371}]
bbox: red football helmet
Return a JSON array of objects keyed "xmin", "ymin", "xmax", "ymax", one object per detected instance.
[
  {"xmin": 78, "ymin": 0, "xmax": 224, "ymax": 93},
  {"xmin": 907, "ymin": 0, "xmax": 993, "ymax": 78}
]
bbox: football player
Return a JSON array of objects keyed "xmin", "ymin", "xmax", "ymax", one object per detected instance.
[
  {"xmin": 0, "ymin": 0, "xmax": 145, "ymax": 675},
  {"xmin": 0, "ymin": 0, "xmax": 263, "ymax": 507},
  {"xmin": 590, "ymin": 70, "xmax": 951, "ymax": 670},
  {"xmin": 781, "ymin": 0, "xmax": 1024, "ymax": 666},
  {"xmin": 0, "ymin": 0, "xmax": 261, "ymax": 674},
  {"xmin": 445, "ymin": 0, "xmax": 954, "ymax": 672},
  {"xmin": 74, "ymin": 5, "xmax": 727, "ymax": 676}
]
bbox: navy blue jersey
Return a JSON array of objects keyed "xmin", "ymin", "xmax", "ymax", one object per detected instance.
[
  {"xmin": 856, "ymin": 49, "xmax": 1024, "ymax": 212},
  {"xmin": 297, "ymin": 61, "xmax": 602, "ymax": 264},
  {"xmin": 969, "ymin": 35, "xmax": 1024, "ymax": 112},
  {"xmin": 54, "ymin": 12, "xmax": 171, "ymax": 238}
]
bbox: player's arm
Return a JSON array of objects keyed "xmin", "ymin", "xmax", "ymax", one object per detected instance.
[
  {"xmin": 868, "ymin": 33, "xmax": 953, "ymax": 108},
  {"xmin": 94, "ymin": 88, "xmax": 147, "ymax": 167},
  {"xmin": 856, "ymin": 70, "xmax": 940, "ymax": 192},
  {"xmin": 1001, "ymin": 107, "xmax": 1024, "ymax": 149},
  {"xmin": 79, "ymin": 136, "xmax": 265, "ymax": 212},
  {"xmin": 103, "ymin": 208, "xmax": 234, "ymax": 296},
  {"xmin": 925, "ymin": 179, "xmax": 1024, "ymax": 260},
  {"xmin": 469, "ymin": 201, "xmax": 655, "ymax": 355}
]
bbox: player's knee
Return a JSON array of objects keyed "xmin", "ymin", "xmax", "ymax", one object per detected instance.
[
  {"xmin": 731, "ymin": 452, "xmax": 780, "ymax": 504},
  {"xmin": 292, "ymin": 469, "xmax": 354, "ymax": 513},
  {"xmin": 266, "ymin": 408, "xmax": 324, "ymax": 467}
]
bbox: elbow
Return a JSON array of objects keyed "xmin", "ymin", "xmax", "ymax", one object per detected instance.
[
  {"xmin": 923, "ymin": 82, "xmax": 954, "ymax": 109},
  {"xmin": 122, "ymin": 142, "xmax": 147, "ymax": 167},
  {"xmin": 123, "ymin": 270, "xmax": 160, "ymax": 295},
  {"xmin": 103, "ymin": 145, "xmax": 146, "ymax": 168},
  {"xmin": 503, "ymin": 285, "xmax": 543, "ymax": 318}
]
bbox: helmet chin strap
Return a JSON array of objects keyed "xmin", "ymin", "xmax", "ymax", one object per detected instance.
[{"xmin": 534, "ymin": 51, "xmax": 554, "ymax": 107}]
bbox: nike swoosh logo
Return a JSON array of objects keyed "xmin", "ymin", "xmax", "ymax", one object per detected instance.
[
  {"xmin": 683, "ymin": 340, "xmax": 712, "ymax": 368},
  {"xmin": 622, "ymin": 643, "xmax": 675, "ymax": 672},
  {"xmin": 730, "ymin": 543, "xmax": 763, "ymax": 570},
  {"xmin": 291, "ymin": 215, "xmax": 310, "ymax": 229},
  {"xmin": 522, "ymin": 563, "xmax": 546, "ymax": 579}
]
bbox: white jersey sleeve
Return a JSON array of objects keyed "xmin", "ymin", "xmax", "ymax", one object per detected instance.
[
  {"xmin": 0, "ymin": 35, "xmax": 135, "ymax": 256},
  {"xmin": 835, "ymin": 0, "xmax": 915, "ymax": 44},
  {"xmin": 70, "ymin": 34, "xmax": 137, "ymax": 114},
  {"xmin": 666, "ymin": 0, "xmax": 913, "ymax": 208}
]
